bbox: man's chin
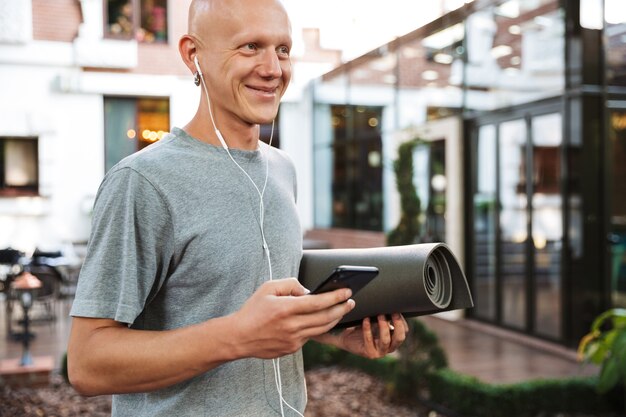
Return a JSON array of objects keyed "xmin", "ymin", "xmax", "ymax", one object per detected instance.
[{"xmin": 249, "ymin": 112, "xmax": 279, "ymax": 126}]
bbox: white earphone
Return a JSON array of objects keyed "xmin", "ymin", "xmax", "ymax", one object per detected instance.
[
  {"xmin": 194, "ymin": 55, "xmax": 228, "ymax": 150},
  {"xmin": 193, "ymin": 55, "xmax": 301, "ymax": 417}
]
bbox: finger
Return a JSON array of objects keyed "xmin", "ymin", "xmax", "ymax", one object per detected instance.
[
  {"xmin": 289, "ymin": 298, "xmax": 356, "ymax": 337},
  {"xmin": 361, "ymin": 317, "xmax": 377, "ymax": 357},
  {"xmin": 389, "ymin": 314, "xmax": 408, "ymax": 351},
  {"xmin": 399, "ymin": 314, "xmax": 409, "ymax": 335},
  {"xmin": 286, "ymin": 288, "xmax": 353, "ymax": 315},
  {"xmin": 298, "ymin": 305, "xmax": 355, "ymax": 338},
  {"xmin": 264, "ymin": 277, "xmax": 309, "ymax": 297},
  {"xmin": 376, "ymin": 314, "xmax": 392, "ymax": 351}
]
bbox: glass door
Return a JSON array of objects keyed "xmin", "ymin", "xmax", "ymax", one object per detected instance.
[
  {"xmin": 470, "ymin": 107, "xmax": 565, "ymax": 340},
  {"xmin": 609, "ymin": 109, "xmax": 626, "ymax": 307},
  {"xmin": 499, "ymin": 119, "xmax": 528, "ymax": 330},
  {"xmin": 472, "ymin": 125, "xmax": 497, "ymax": 320},
  {"xmin": 531, "ymin": 113, "xmax": 563, "ymax": 338}
]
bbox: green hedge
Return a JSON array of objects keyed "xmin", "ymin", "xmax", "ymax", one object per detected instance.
[
  {"xmin": 427, "ymin": 368, "xmax": 621, "ymax": 417},
  {"xmin": 303, "ymin": 319, "xmax": 623, "ymax": 417},
  {"xmin": 387, "ymin": 138, "xmax": 424, "ymax": 246}
]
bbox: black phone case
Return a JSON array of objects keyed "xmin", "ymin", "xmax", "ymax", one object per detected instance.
[{"xmin": 312, "ymin": 266, "xmax": 379, "ymax": 295}]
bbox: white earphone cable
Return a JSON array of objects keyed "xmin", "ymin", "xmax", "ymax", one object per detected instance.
[{"xmin": 196, "ymin": 60, "xmax": 303, "ymax": 417}]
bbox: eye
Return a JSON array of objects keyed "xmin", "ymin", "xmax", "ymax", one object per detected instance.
[
  {"xmin": 243, "ymin": 43, "xmax": 257, "ymax": 52},
  {"xmin": 277, "ymin": 46, "xmax": 290, "ymax": 57}
]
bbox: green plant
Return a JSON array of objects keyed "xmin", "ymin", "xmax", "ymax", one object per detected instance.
[
  {"xmin": 391, "ymin": 318, "xmax": 447, "ymax": 398},
  {"xmin": 304, "ymin": 318, "xmax": 622, "ymax": 416},
  {"xmin": 387, "ymin": 138, "xmax": 424, "ymax": 246},
  {"xmin": 303, "ymin": 318, "xmax": 447, "ymax": 399},
  {"xmin": 61, "ymin": 351, "xmax": 69, "ymax": 384},
  {"xmin": 427, "ymin": 369, "xmax": 616, "ymax": 417},
  {"xmin": 578, "ymin": 308, "xmax": 626, "ymax": 394}
]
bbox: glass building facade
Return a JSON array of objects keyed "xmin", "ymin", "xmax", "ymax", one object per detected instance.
[{"xmin": 311, "ymin": 0, "xmax": 626, "ymax": 345}]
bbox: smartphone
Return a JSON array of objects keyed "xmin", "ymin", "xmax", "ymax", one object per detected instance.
[{"xmin": 311, "ymin": 265, "xmax": 379, "ymax": 296}]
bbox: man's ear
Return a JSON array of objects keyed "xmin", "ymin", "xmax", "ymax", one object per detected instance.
[{"xmin": 179, "ymin": 35, "xmax": 198, "ymax": 75}]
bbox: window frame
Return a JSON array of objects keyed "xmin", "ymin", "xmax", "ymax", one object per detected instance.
[
  {"xmin": 103, "ymin": 0, "xmax": 169, "ymax": 44},
  {"xmin": 0, "ymin": 136, "xmax": 39, "ymax": 198}
]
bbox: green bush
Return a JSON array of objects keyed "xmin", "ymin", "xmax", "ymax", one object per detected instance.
[
  {"xmin": 304, "ymin": 318, "xmax": 447, "ymax": 399},
  {"xmin": 60, "ymin": 351, "xmax": 69, "ymax": 384},
  {"xmin": 304, "ymin": 318, "xmax": 622, "ymax": 416},
  {"xmin": 427, "ymin": 369, "xmax": 619, "ymax": 417},
  {"xmin": 387, "ymin": 139, "xmax": 424, "ymax": 246}
]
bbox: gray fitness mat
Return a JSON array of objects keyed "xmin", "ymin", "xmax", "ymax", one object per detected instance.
[{"xmin": 299, "ymin": 243, "xmax": 474, "ymax": 328}]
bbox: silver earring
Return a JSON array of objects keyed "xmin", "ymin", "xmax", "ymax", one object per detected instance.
[{"xmin": 194, "ymin": 71, "xmax": 201, "ymax": 86}]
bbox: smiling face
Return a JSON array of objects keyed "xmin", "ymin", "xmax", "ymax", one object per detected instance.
[{"xmin": 190, "ymin": 0, "xmax": 292, "ymax": 128}]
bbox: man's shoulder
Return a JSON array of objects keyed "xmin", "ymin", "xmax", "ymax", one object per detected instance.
[
  {"xmin": 110, "ymin": 129, "xmax": 191, "ymax": 175},
  {"xmin": 263, "ymin": 142, "xmax": 295, "ymax": 170}
]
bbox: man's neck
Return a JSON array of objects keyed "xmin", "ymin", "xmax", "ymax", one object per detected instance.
[{"xmin": 184, "ymin": 113, "xmax": 259, "ymax": 151}]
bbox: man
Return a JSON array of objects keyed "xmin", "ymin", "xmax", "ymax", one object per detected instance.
[{"xmin": 67, "ymin": 0, "xmax": 407, "ymax": 415}]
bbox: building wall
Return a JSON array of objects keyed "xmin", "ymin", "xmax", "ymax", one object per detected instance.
[
  {"xmin": 0, "ymin": 0, "xmax": 339, "ymax": 253},
  {"xmin": 32, "ymin": 0, "xmax": 83, "ymax": 42},
  {"xmin": 0, "ymin": 0, "xmax": 195, "ymax": 253}
]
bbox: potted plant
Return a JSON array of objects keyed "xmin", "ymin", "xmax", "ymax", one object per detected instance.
[{"xmin": 578, "ymin": 308, "xmax": 626, "ymax": 407}]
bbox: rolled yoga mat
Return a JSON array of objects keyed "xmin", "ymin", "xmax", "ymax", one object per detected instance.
[{"xmin": 298, "ymin": 243, "xmax": 474, "ymax": 328}]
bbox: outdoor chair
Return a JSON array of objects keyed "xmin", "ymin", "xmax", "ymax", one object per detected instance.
[{"xmin": 0, "ymin": 248, "xmax": 26, "ymax": 338}]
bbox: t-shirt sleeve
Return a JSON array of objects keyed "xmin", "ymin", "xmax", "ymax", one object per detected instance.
[{"xmin": 70, "ymin": 166, "xmax": 174, "ymax": 325}]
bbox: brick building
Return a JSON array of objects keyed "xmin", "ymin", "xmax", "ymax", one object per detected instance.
[{"xmin": 0, "ymin": 0, "xmax": 340, "ymax": 252}]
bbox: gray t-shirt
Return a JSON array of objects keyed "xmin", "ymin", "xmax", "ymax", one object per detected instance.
[{"xmin": 71, "ymin": 127, "xmax": 305, "ymax": 416}]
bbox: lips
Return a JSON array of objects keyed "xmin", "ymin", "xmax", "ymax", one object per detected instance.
[{"xmin": 246, "ymin": 84, "xmax": 279, "ymax": 97}]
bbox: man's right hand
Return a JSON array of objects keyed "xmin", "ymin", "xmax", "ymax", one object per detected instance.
[
  {"xmin": 229, "ymin": 278, "xmax": 355, "ymax": 359},
  {"xmin": 68, "ymin": 278, "xmax": 352, "ymax": 396}
]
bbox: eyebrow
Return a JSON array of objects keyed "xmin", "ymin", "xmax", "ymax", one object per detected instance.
[{"xmin": 231, "ymin": 29, "xmax": 292, "ymax": 48}]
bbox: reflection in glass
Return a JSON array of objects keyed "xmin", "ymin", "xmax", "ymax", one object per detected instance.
[
  {"xmin": 139, "ymin": 0, "xmax": 168, "ymax": 43},
  {"xmin": 104, "ymin": 97, "xmax": 170, "ymax": 172},
  {"xmin": 106, "ymin": 0, "xmax": 169, "ymax": 43},
  {"xmin": 609, "ymin": 110, "xmax": 626, "ymax": 306},
  {"xmin": 605, "ymin": 0, "xmax": 626, "ymax": 86},
  {"xmin": 499, "ymin": 119, "xmax": 527, "ymax": 329},
  {"xmin": 330, "ymin": 105, "xmax": 383, "ymax": 231},
  {"xmin": 579, "ymin": 0, "xmax": 603, "ymax": 30},
  {"xmin": 531, "ymin": 113, "xmax": 562, "ymax": 338},
  {"xmin": 473, "ymin": 124, "xmax": 497, "ymax": 320},
  {"xmin": 0, "ymin": 138, "xmax": 38, "ymax": 196},
  {"xmin": 395, "ymin": 24, "xmax": 464, "ymax": 130},
  {"xmin": 107, "ymin": 0, "xmax": 134, "ymax": 38},
  {"xmin": 465, "ymin": 0, "xmax": 564, "ymax": 111}
]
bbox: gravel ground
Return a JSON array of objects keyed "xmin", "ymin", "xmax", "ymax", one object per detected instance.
[
  {"xmin": 305, "ymin": 366, "xmax": 431, "ymax": 417},
  {"xmin": 0, "ymin": 367, "xmax": 433, "ymax": 417},
  {"xmin": 0, "ymin": 374, "xmax": 111, "ymax": 417}
]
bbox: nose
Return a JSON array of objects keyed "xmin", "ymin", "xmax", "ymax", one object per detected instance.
[{"xmin": 258, "ymin": 50, "xmax": 282, "ymax": 79}]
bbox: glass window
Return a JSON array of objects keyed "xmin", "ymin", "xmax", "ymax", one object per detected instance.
[
  {"xmin": 605, "ymin": 0, "xmax": 626, "ymax": 86},
  {"xmin": 499, "ymin": 118, "xmax": 528, "ymax": 329},
  {"xmin": 473, "ymin": 124, "xmax": 497, "ymax": 320},
  {"xmin": 396, "ymin": 24, "xmax": 465, "ymax": 130},
  {"xmin": 106, "ymin": 0, "xmax": 168, "ymax": 43},
  {"xmin": 104, "ymin": 97, "xmax": 170, "ymax": 172},
  {"xmin": 0, "ymin": 137, "xmax": 38, "ymax": 197},
  {"xmin": 465, "ymin": 0, "xmax": 564, "ymax": 111},
  {"xmin": 425, "ymin": 141, "xmax": 446, "ymax": 241},
  {"xmin": 531, "ymin": 112, "xmax": 562, "ymax": 338},
  {"xmin": 330, "ymin": 105, "xmax": 383, "ymax": 231},
  {"xmin": 609, "ymin": 109, "xmax": 626, "ymax": 307}
]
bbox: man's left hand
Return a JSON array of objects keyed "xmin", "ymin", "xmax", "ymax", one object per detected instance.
[{"xmin": 314, "ymin": 314, "xmax": 409, "ymax": 359}]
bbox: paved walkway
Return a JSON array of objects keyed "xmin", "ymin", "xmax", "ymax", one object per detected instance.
[
  {"xmin": 0, "ymin": 299, "xmax": 598, "ymax": 385},
  {"xmin": 421, "ymin": 315, "xmax": 598, "ymax": 384}
]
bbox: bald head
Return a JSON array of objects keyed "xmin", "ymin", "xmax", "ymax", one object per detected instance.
[
  {"xmin": 179, "ymin": 0, "xmax": 293, "ymax": 135},
  {"xmin": 187, "ymin": 0, "xmax": 214, "ymax": 38},
  {"xmin": 188, "ymin": 0, "xmax": 290, "ymax": 45}
]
